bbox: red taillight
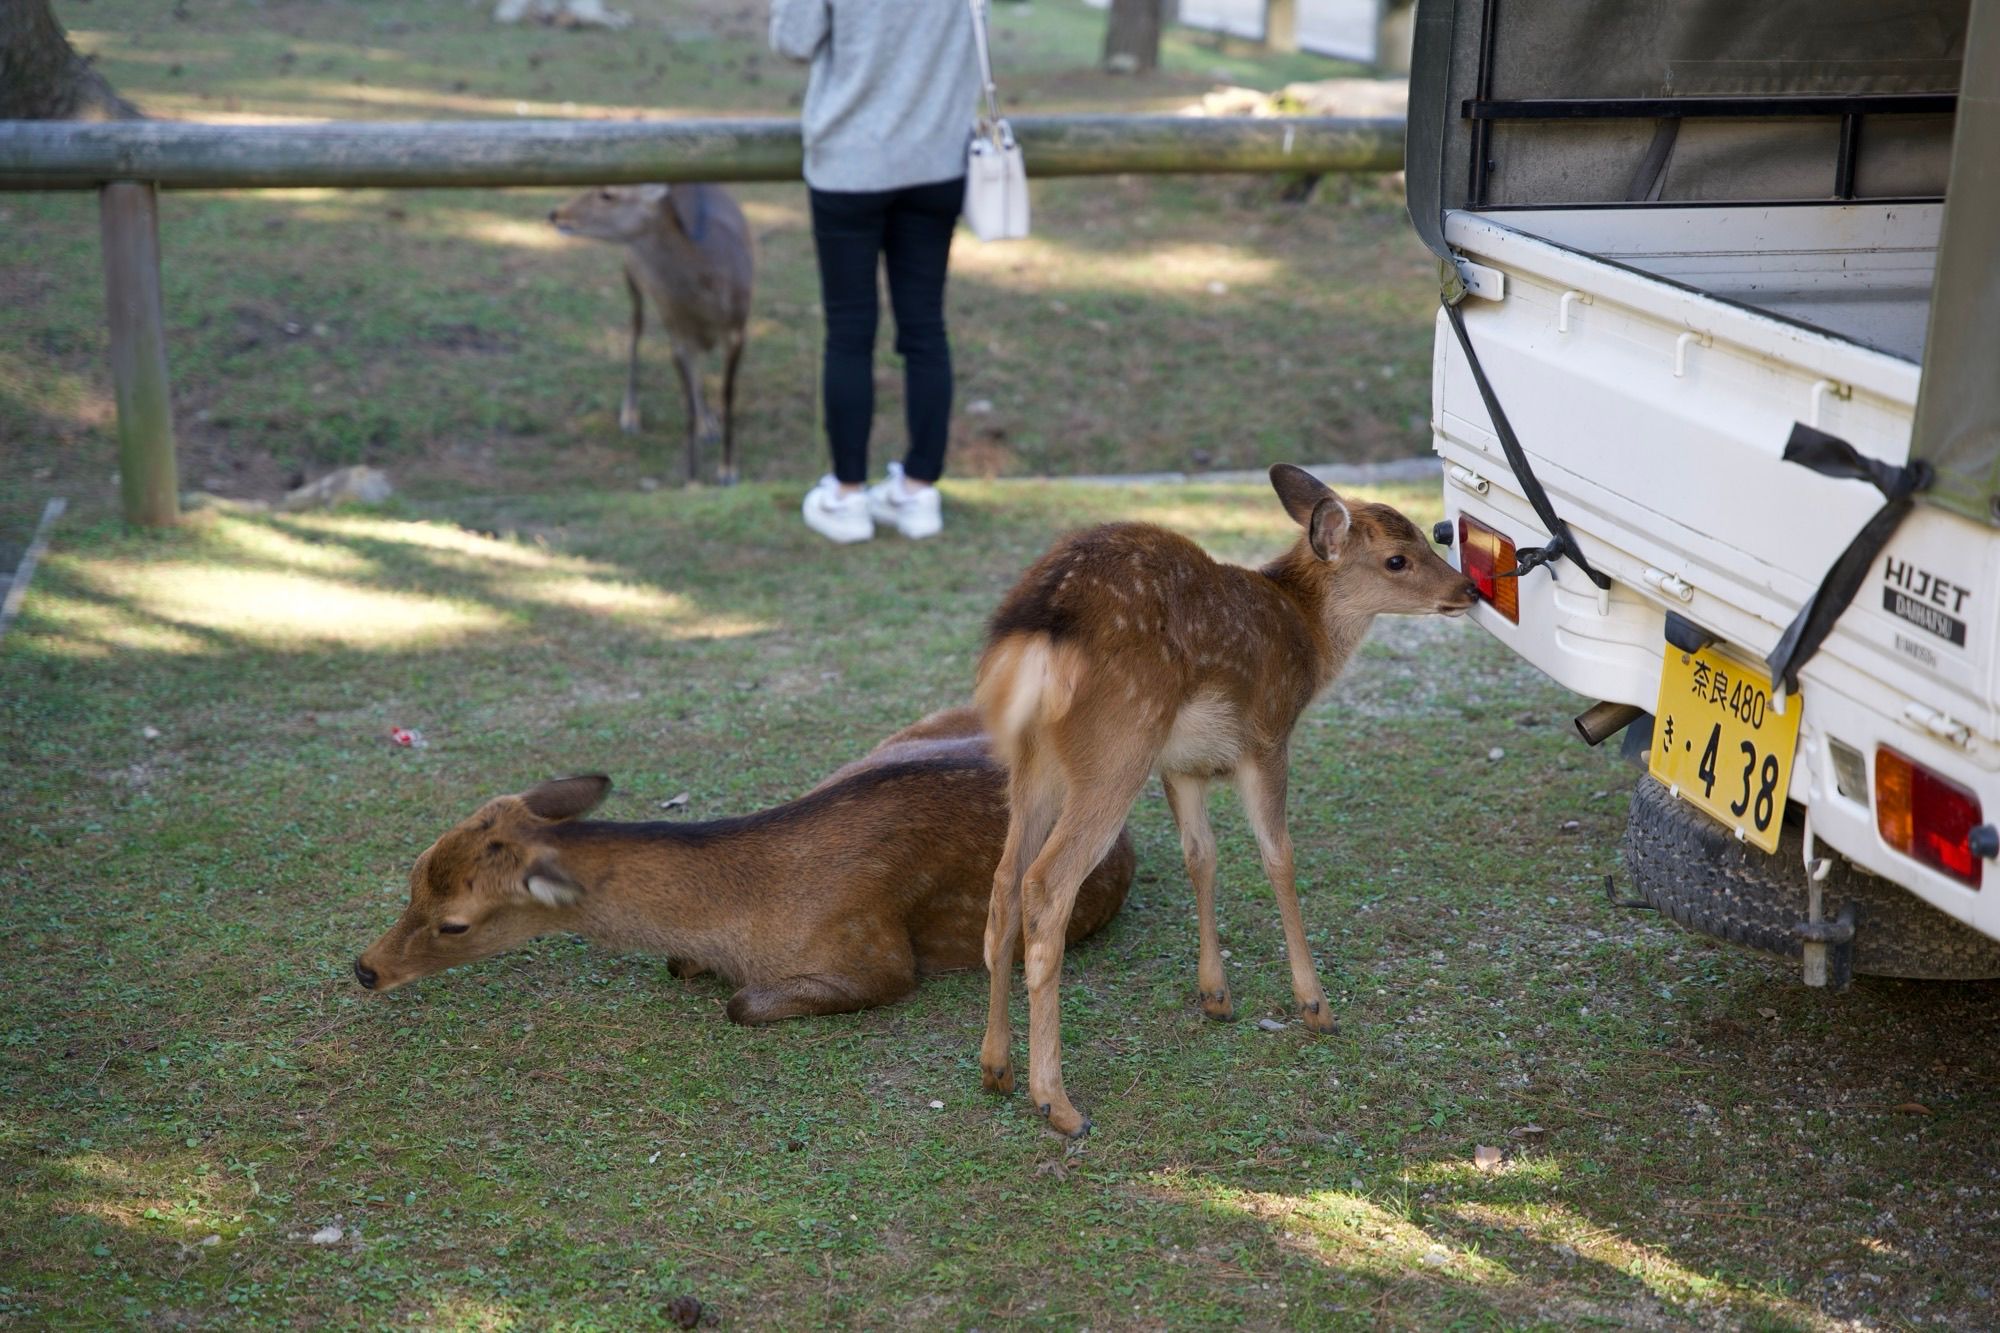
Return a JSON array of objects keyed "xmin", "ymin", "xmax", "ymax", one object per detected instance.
[
  {"xmin": 1457, "ymin": 515, "xmax": 1519, "ymax": 623},
  {"xmin": 1876, "ymin": 747, "xmax": 1983, "ymax": 888}
]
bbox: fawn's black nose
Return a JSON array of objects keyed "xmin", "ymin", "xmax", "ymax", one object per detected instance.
[{"xmin": 353, "ymin": 958, "xmax": 378, "ymax": 990}]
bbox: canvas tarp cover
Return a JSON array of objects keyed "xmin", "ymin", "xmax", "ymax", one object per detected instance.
[
  {"xmin": 1405, "ymin": 0, "xmax": 1999, "ymax": 525},
  {"xmin": 1910, "ymin": 0, "xmax": 2000, "ymax": 526}
]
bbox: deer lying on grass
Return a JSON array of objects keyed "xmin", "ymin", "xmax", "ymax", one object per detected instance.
[
  {"xmin": 353, "ymin": 708, "xmax": 1133, "ymax": 1022},
  {"xmin": 549, "ymin": 182, "xmax": 753, "ymax": 485},
  {"xmin": 974, "ymin": 464, "xmax": 1479, "ymax": 1136}
]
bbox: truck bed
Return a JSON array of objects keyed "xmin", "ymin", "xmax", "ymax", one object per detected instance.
[
  {"xmin": 1433, "ymin": 200, "xmax": 1997, "ymax": 942},
  {"xmin": 1482, "ymin": 204, "xmax": 1941, "ymax": 364}
]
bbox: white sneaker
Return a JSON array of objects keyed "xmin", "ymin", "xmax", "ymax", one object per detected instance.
[
  {"xmin": 802, "ymin": 475, "xmax": 874, "ymax": 544},
  {"xmin": 864, "ymin": 462, "xmax": 943, "ymax": 539}
]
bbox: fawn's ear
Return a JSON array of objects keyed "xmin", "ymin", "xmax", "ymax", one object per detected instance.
[
  {"xmin": 519, "ymin": 775, "xmax": 611, "ymax": 822},
  {"xmin": 666, "ymin": 184, "xmax": 710, "ymax": 242},
  {"xmin": 1271, "ymin": 462, "xmax": 1332, "ymax": 525},
  {"xmin": 1307, "ymin": 495, "xmax": 1351, "ymax": 562},
  {"xmin": 523, "ymin": 851, "xmax": 582, "ymax": 908},
  {"xmin": 632, "ymin": 183, "xmax": 672, "ymax": 206},
  {"xmin": 1270, "ymin": 463, "xmax": 1350, "ymax": 561}
]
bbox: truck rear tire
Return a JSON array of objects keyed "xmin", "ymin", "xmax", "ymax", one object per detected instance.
[{"xmin": 1623, "ymin": 775, "xmax": 2000, "ymax": 980}]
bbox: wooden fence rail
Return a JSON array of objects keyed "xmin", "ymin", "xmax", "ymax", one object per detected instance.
[{"xmin": 0, "ymin": 114, "xmax": 1406, "ymax": 526}]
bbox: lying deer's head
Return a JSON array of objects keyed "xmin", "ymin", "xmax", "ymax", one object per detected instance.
[
  {"xmin": 548, "ymin": 183, "xmax": 691, "ymax": 244},
  {"xmin": 353, "ymin": 775, "xmax": 610, "ymax": 994},
  {"xmin": 1270, "ymin": 463, "xmax": 1478, "ymax": 619}
]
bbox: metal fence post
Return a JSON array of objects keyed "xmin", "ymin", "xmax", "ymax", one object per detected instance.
[{"xmin": 99, "ymin": 179, "xmax": 179, "ymax": 528}]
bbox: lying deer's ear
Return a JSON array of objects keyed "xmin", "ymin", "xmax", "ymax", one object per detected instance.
[
  {"xmin": 1308, "ymin": 495, "xmax": 1352, "ymax": 562},
  {"xmin": 1270, "ymin": 462, "xmax": 1333, "ymax": 528},
  {"xmin": 519, "ymin": 775, "xmax": 611, "ymax": 822},
  {"xmin": 524, "ymin": 853, "xmax": 581, "ymax": 908},
  {"xmin": 633, "ymin": 183, "xmax": 672, "ymax": 206}
]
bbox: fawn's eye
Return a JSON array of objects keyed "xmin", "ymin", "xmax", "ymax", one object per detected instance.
[
  {"xmin": 438, "ymin": 922, "xmax": 470, "ymax": 935},
  {"xmin": 1386, "ymin": 555, "xmax": 1409, "ymax": 572}
]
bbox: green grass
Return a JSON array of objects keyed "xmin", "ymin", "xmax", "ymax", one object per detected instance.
[
  {"xmin": 5, "ymin": 480, "xmax": 1998, "ymax": 1329},
  {"xmin": 1, "ymin": 0, "xmax": 1430, "ymax": 542}
]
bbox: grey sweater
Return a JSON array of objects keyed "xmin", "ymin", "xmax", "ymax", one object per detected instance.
[{"xmin": 770, "ymin": 0, "xmax": 980, "ymax": 193}]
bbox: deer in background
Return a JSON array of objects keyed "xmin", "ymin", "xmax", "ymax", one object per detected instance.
[
  {"xmin": 354, "ymin": 708, "xmax": 1133, "ymax": 1022},
  {"xmin": 973, "ymin": 464, "xmax": 1479, "ymax": 1137},
  {"xmin": 550, "ymin": 182, "xmax": 753, "ymax": 485}
]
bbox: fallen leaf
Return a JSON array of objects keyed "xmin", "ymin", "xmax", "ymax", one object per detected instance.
[
  {"xmin": 1892, "ymin": 1102, "xmax": 1932, "ymax": 1116},
  {"xmin": 1256, "ymin": 1018, "xmax": 1287, "ymax": 1032},
  {"xmin": 309, "ymin": 1225, "xmax": 343, "ymax": 1245},
  {"xmin": 665, "ymin": 1295, "xmax": 703, "ymax": 1329},
  {"xmin": 1508, "ymin": 1124, "xmax": 1547, "ymax": 1143},
  {"xmin": 1473, "ymin": 1145, "xmax": 1504, "ymax": 1171},
  {"xmin": 659, "ymin": 791, "xmax": 690, "ymax": 810},
  {"xmin": 1757, "ymin": 1007, "xmax": 1779, "ymax": 1020}
]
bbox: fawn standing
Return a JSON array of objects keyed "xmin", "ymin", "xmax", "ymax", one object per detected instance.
[
  {"xmin": 354, "ymin": 708, "xmax": 1133, "ymax": 1022},
  {"xmin": 973, "ymin": 464, "xmax": 1479, "ymax": 1136},
  {"xmin": 550, "ymin": 182, "xmax": 753, "ymax": 485}
]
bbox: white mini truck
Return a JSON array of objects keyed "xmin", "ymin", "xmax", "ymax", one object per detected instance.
[{"xmin": 1404, "ymin": 0, "xmax": 2000, "ymax": 983}]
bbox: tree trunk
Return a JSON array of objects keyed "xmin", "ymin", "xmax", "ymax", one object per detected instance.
[
  {"xmin": 1102, "ymin": 0, "xmax": 1163, "ymax": 75},
  {"xmin": 0, "ymin": 0, "xmax": 143, "ymax": 121},
  {"xmin": 1264, "ymin": 0, "xmax": 1299, "ymax": 54}
]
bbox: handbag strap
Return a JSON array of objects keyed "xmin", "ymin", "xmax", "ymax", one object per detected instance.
[{"xmin": 967, "ymin": 0, "xmax": 1003, "ymax": 129}]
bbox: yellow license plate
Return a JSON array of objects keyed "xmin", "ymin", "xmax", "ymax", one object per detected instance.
[{"xmin": 1649, "ymin": 643, "xmax": 1802, "ymax": 854}]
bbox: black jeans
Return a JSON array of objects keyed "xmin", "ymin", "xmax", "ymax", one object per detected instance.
[{"xmin": 809, "ymin": 176, "xmax": 962, "ymax": 485}]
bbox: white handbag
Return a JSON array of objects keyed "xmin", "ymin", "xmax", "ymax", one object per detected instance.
[{"xmin": 964, "ymin": 0, "xmax": 1029, "ymax": 242}]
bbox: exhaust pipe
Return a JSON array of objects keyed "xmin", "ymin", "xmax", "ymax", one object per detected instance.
[{"xmin": 1574, "ymin": 701, "xmax": 1644, "ymax": 747}]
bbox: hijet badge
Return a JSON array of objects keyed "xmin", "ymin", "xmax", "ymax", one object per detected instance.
[{"xmin": 1649, "ymin": 643, "xmax": 1804, "ymax": 854}]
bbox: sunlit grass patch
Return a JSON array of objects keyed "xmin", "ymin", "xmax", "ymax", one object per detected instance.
[{"xmin": 58, "ymin": 560, "xmax": 503, "ymax": 651}]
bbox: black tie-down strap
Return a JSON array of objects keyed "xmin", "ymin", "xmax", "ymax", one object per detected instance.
[
  {"xmin": 1443, "ymin": 299, "xmax": 1612, "ymax": 591},
  {"xmin": 1765, "ymin": 423, "xmax": 1934, "ymax": 692}
]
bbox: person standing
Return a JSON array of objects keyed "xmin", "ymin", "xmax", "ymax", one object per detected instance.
[{"xmin": 772, "ymin": 0, "xmax": 979, "ymax": 543}]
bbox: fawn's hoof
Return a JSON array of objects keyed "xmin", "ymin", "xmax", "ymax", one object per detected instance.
[
  {"xmin": 982, "ymin": 1064, "xmax": 1015, "ymax": 1094},
  {"xmin": 1199, "ymin": 988, "xmax": 1236, "ymax": 1022},
  {"xmin": 1036, "ymin": 1102, "xmax": 1091, "ymax": 1140},
  {"xmin": 1300, "ymin": 998, "xmax": 1337, "ymax": 1034}
]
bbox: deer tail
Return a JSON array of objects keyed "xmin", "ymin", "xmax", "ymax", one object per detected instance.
[{"xmin": 974, "ymin": 634, "xmax": 1082, "ymax": 771}]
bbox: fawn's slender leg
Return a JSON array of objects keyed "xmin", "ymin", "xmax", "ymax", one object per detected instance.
[
  {"xmin": 717, "ymin": 333, "xmax": 744, "ymax": 486},
  {"xmin": 670, "ymin": 343, "xmax": 707, "ymax": 483},
  {"xmin": 1236, "ymin": 748, "xmax": 1334, "ymax": 1033},
  {"xmin": 620, "ymin": 273, "xmax": 644, "ymax": 434},
  {"xmin": 1163, "ymin": 772, "xmax": 1230, "ymax": 1021},
  {"xmin": 1020, "ymin": 758, "xmax": 1151, "ymax": 1137},
  {"xmin": 981, "ymin": 754, "xmax": 1060, "ymax": 1095}
]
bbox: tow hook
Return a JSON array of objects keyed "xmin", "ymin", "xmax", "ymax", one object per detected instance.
[
  {"xmin": 1800, "ymin": 822, "xmax": 1853, "ymax": 990},
  {"xmin": 1797, "ymin": 904, "xmax": 1856, "ymax": 991}
]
